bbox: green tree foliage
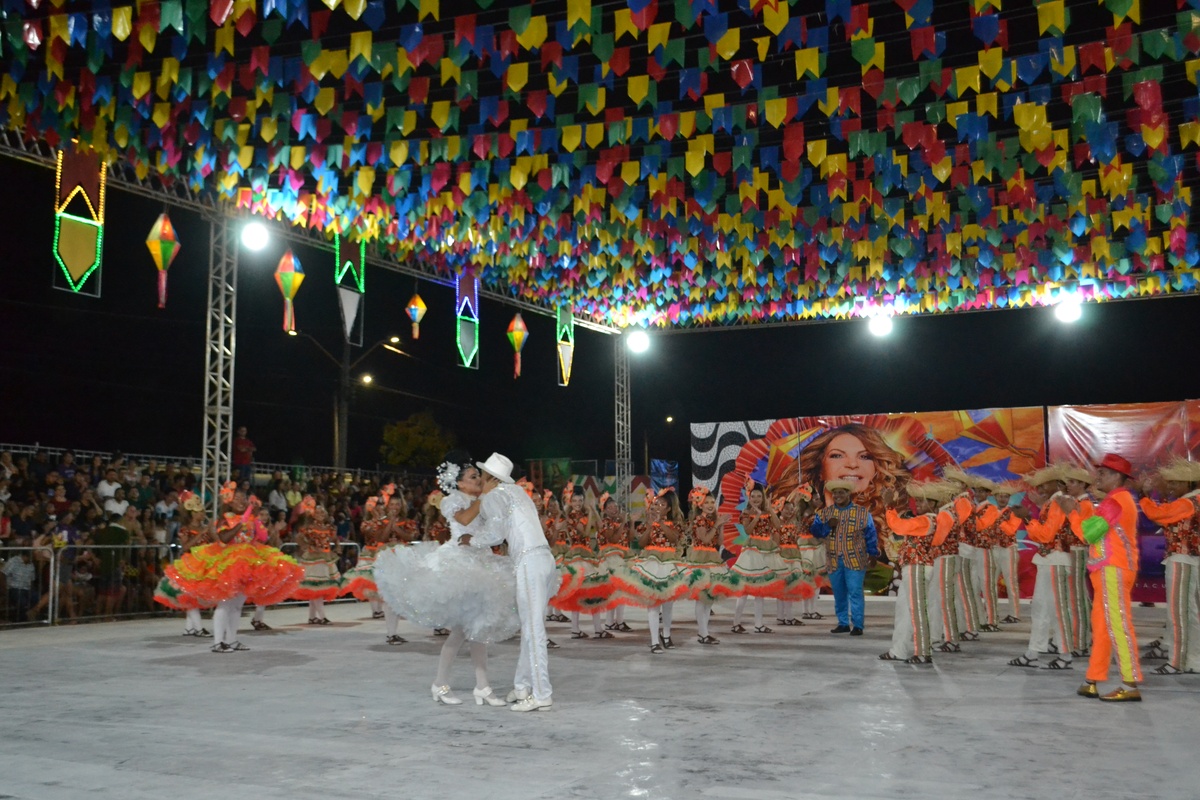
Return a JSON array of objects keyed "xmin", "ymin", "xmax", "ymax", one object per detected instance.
[{"xmin": 379, "ymin": 410, "xmax": 457, "ymax": 470}]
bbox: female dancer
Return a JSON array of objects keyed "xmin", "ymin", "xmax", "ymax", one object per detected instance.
[
  {"xmin": 342, "ymin": 486, "xmax": 393, "ymax": 619},
  {"xmin": 164, "ymin": 484, "xmax": 302, "ymax": 652},
  {"xmin": 292, "ymin": 500, "xmax": 343, "ymax": 624},
  {"xmin": 729, "ymin": 482, "xmax": 786, "ymax": 634},
  {"xmin": 598, "ymin": 494, "xmax": 634, "ymax": 633},
  {"xmin": 543, "ymin": 493, "xmax": 571, "ymax": 623},
  {"xmin": 422, "ymin": 490, "xmax": 449, "ymax": 543},
  {"xmin": 685, "ymin": 488, "xmax": 732, "ymax": 644},
  {"xmin": 152, "ymin": 491, "xmax": 211, "ymax": 636},
  {"xmin": 250, "ymin": 504, "xmax": 289, "ymax": 631},
  {"xmin": 618, "ymin": 489, "xmax": 687, "ymax": 653},
  {"xmin": 776, "ymin": 491, "xmax": 817, "ymax": 626},
  {"xmin": 374, "ymin": 453, "xmax": 516, "ymax": 707},
  {"xmin": 560, "ymin": 486, "xmax": 608, "ymax": 639}
]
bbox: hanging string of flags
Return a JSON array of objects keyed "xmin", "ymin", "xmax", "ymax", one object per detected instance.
[{"xmin": 9, "ymin": 0, "xmax": 1200, "ymax": 328}]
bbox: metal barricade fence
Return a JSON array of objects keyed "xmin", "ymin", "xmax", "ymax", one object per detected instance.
[
  {"xmin": 45, "ymin": 543, "xmax": 177, "ymax": 625},
  {"xmin": 0, "ymin": 545, "xmax": 56, "ymax": 628},
  {"xmin": 276, "ymin": 541, "xmax": 361, "ymax": 606}
]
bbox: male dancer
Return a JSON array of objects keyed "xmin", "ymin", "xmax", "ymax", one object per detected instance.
[
  {"xmin": 1061, "ymin": 464, "xmax": 1095, "ymax": 656},
  {"xmin": 471, "ymin": 453, "xmax": 559, "ymax": 712}
]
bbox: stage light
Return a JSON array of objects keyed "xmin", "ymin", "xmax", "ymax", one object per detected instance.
[
  {"xmin": 666, "ymin": 416, "xmax": 674, "ymax": 423},
  {"xmin": 287, "ymin": 330, "xmax": 297, "ymax": 337},
  {"xmin": 1055, "ymin": 297, "xmax": 1082, "ymax": 323},
  {"xmin": 627, "ymin": 329, "xmax": 650, "ymax": 353},
  {"xmin": 389, "ymin": 336, "xmax": 400, "ymax": 344},
  {"xmin": 241, "ymin": 220, "xmax": 269, "ymax": 251},
  {"xmin": 360, "ymin": 373, "xmax": 374, "ymax": 385},
  {"xmin": 868, "ymin": 315, "xmax": 894, "ymax": 336}
]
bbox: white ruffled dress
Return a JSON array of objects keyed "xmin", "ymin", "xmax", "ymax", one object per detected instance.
[{"xmin": 373, "ymin": 490, "xmax": 520, "ymax": 643}]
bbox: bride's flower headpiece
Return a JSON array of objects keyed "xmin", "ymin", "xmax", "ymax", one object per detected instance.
[{"xmin": 436, "ymin": 461, "xmax": 461, "ymax": 494}]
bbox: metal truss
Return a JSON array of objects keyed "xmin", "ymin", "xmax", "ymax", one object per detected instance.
[
  {"xmin": 613, "ymin": 336, "xmax": 633, "ymax": 513},
  {"xmin": 201, "ymin": 217, "xmax": 238, "ymax": 518}
]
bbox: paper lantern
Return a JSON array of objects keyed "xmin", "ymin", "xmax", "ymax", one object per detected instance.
[
  {"xmin": 145, "ymin": 213, "xmax": 181, "ymax": 308},
  {"xmin": 455, "ymin": 269, "xmax": 479, "ymax": 368},
  {"xmin": 506, "ymin": 313, "xmax": 528, "ymax": 378},
  {"xmin": 274, "ymin": 249, "xmax": 305, "ymax": 333},
  {"xmin": 406, "ymin": 293, "xmax": 427, "ymax": 339},
  {"xmin": 556, "ymin": 307, "xmax": 575, "ymax": 387}
]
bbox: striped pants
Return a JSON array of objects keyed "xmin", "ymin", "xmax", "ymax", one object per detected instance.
[
  {"xmin": 927, "ymin": 554, "xmax": 960, "ymax": 644},
  {"xmin": 955, "ymin": 547, "xmax": 983, "ymax": 633},
  {"xmin": 1026, "ymin": 558, "xmax": 1074, "ymax": 660},
  {"xmin": 991, "ymin": 544, "xmax": 1021, "ymax": 619},
  {"xmin": 1162, "ymin": 554, "xmax": 1200, "ymax": 672},
  {"xmin": 888, "ymin": 564, "xmax": 933, "ymax": 660},
  {"xmin": 1070, "ymin": 546, "xmax": 1092, "ymax": 652},
  {"xmin": 1086, "ymin": 567, "xmax": 1142, "ymax": 684}
]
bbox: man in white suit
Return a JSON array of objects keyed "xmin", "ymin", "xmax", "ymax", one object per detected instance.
[{"xmin": 468, "ymin": 453, "xmax": 558, "ymax": 712}]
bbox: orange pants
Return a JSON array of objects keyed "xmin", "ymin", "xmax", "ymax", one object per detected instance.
[{"xmin": 1086, "ymin": 567, "xmax": 1142, "ymax": 684}]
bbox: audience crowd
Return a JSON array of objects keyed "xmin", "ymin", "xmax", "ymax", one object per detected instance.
[{"xmin": 0, "ymin": 447, "xmax": 437, "ymax": 624}]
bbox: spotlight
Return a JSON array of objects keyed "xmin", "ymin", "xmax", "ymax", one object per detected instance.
[
  {"xmin": 1055, "ymin": 297, "xmax": 1082, "ymax": 323},
  {"xmin": 287, "ymin": 330, "xmax": 297, "ymax": 337},
  {"xmin": 360, "ymin": 373, "xmax": 374, "ymax": 385},
  {"xmin": 666, "ymin": 416, "xmax": 674, "ymax": 423},
  {"xmin": 626, "ymin": 329, "xmax": 650, "ymax": 353},
  {"xmin": 240, "ymin": 220, "xmax": 269, "ymax": 251},
  {"xmin": 389, "ymin": 336, "xmax": 401, "ymax": 344},
  {"xmin": 868, "ymin": 315, "xmax": 894, "ymax": 337}
]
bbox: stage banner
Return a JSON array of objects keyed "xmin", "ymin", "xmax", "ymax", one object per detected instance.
[
  {"xmin": 692, "ymin": 409, "xmax": 1046, "ymax": 595},
  {"xmin": 1047, "ymin": 401, "xmax": 1200, "ymax": 603}
]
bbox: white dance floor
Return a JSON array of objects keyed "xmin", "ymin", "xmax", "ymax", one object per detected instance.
[{"xmin": 2, "ymin": 599, "xmax": 1194, "ymax": 800}]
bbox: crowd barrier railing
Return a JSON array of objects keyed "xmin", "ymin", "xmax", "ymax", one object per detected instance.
[{"xmin": 0, "ymin": 545, "xmax": 56, "ymax": 627}]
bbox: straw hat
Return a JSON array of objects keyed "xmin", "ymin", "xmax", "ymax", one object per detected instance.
[
  {"xmin": 992, "ymin": 481, "xmax": 1023, "ymax": 497},
  {"xmin": 1158, "ymin": 458, "xmax": 1200, "ymax": 484},
  {"xmin": 1058, "ymin": 464, "xmax": 1093, "ymax": 484},
  {"xmin": 1024, "ymin": 465, "xmax": 1063, "ymax": 488},
  {"xmin": 906, "ymin": 480, "xmax": 958, "ymax": 504}
]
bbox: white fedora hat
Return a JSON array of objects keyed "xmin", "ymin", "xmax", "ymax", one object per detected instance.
[{"xmin": 477, "ymin": 452, "xmax": 515, "ymax": 483}]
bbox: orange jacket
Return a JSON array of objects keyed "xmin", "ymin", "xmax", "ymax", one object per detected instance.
[{"xmin": 1081, "ymin": 487, "xmax": 1139, "ymax": 573}]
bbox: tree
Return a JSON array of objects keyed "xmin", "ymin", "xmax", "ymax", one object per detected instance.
[{"xmin": 379, "ymin": 410, "xmax": 457, "ymax": 470}]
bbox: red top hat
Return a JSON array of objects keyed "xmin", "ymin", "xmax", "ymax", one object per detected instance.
[{"xmin": 1096, "ymin": 453, "xmax": 1133, "ymax": 477}]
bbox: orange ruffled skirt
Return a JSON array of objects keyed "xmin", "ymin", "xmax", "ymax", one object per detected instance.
[{"xmin": 165, "ymin": 542, "xmax": 304, "ymax": 606}]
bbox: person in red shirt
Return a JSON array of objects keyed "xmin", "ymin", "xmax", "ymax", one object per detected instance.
[
  {"xmin": 1076, "ymin": 453, "xmax": 1143, "ymax": 702},
  {"xmin": 231, "ymin": 426, "xmax": 256, "ymax": 485}
]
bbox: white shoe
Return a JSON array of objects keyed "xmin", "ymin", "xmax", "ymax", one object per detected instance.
[
  {"xmin": 473, "ymin": 687, "xmax": 507, "ymax": 707},
  {"xmin": 431, "ymin": 684, "xmax": 462, "ymax": 705},
  {"xmin": 510, "ymin": 696, "xmax": 553, "ymax": 712},
  {"xmin": 505, "ymin": 688, "xmax": 530, "ymax": 703}
]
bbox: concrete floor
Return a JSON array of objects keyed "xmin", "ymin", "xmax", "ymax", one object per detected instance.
[{"xmin": 2, "ymin": 598, "xmax": 1196, "ymax": 800}]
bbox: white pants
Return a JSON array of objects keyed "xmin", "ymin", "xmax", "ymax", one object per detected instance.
[
  {"xmin": 1163, "ymin": 554, "xmax": 1200, "ymax": 671},
  {"xmin": 777, "ymin": 601, "xmax": 794, "ymax": 621},
  {"xmin": 185, "ymin": 608, "xmax": 203, "ymax": 632},
  {"xmin": 606, "ymin": 605, "xmax": 626, "ymax": 627},
  {"xmin": 1025, "ymin": 555, "xmax": 1073, "ymax": 661},
  {"xmin": 953, "ymin": 550, "xmax": 980, "ymax": 634},
  {"xmin": 927, "ymin": 554, "xmax": 959, "ymax": 643},
  {"xmin": 252, "ymin": 605, "xmax": 266, "ymax": 624},
  {"xmin": 734, "ymin": 596, "xmax": 765, "ymax": 628},
  {"xmin": 991, "ymin": 544, "xmax": 1020, "ymax": 619},
  {"xmin": 801, "ymin": 595, "xmax": 818, "ymax": 615},
  {"xmin": 889, "ymin": 564, "xmax": 932, "ymax": 659},
  {"xmin": 695, "ymin": 600, "xmax": 713, "ymax": 638},
  {"xmin": 1070, "ymin": 546, "xmax": 1091, "ymax": 650},
  {"xmin": 647, "ymin": 602, "xmax": 675, "ymax": 646},
  {"xmin": 384, "ymin": 606, "xmax": 401, "ymax": 637},
  {"xmin": 571, "ymin": 611, "xmax": 603, "ymax": 634},
  {"xmin": 213, "ymin": 594, "xmax": 246, "ymax": 645},
  {"xmin": 514, "ymin": 549, "xmax": 558, "ymax": 702}
]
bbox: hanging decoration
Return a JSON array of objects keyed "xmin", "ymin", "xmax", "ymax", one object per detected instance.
[
  {"xmin": 556, "ymin": 307, "xmax": 575, "ymax": 387},
  {"xmin": 52, "ymin": 144, "xmax": 106, "ymax": 295},
  {"xmin": 145, "ymin": 212, "xmax": 181, "ymax": 309},
  {"xmin": 8, "ymin": 2, "xmax": 1200, "ymax": 327},
  {"xmin": 506, "ymin": 313, "xmax": 529, "ymax": 379},
  {"xmin": 274, "ymin": 250, "xmax": 305, "ymax": 334},
  {"xmin": 455, "ymin": 269, "xmax": 480, "ymax": 369},
  {"xmin": 406, "ymin": 292, "xmax": 427, "ymax": 340},
  {"xmin": 334, "ymin": 234, "xmax": 364, "ymax": 345}
]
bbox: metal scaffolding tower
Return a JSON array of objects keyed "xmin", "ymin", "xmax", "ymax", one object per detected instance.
[
  {"xmin": 613, "ymin": 335, "xmax": 632, "ymax": 512},
  {"xmin": 201, "ymin": 217, "xmax": 238, "ymax": 517}
]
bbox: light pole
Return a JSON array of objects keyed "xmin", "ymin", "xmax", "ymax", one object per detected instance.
[{"xmin": 290, "ymin": 333, "xmax": 408, "ymax": 469}]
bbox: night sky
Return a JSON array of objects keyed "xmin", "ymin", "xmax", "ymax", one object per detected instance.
[{"xmin": 2, "ymin": 153, "xmax": 1198, "ymax": 478}]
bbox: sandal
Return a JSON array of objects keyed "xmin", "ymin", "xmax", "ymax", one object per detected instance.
[
  {"xmin": 210, "ymin": 643, "xmax": 232, "ymax": 653},
  {"xmin": 649, "ymin": 643, "xmax": 664, "ymax": 654},
  {"xmin": 317, "ymin": 618, "xmax": 330, "ymax": 625},
  {"xmin": 386, "ymin": 635, "xmax": 407, "ymax": 645},
  {"xmin": 1070, "ymin": 649, "xmax": 1089, "ymax": 658},
  {"xmin": 251, "ymin": 620, "xmax": 272, "ymax": 631},
  {"xmin": 570, "ymin": 631, "xmax": 589, "ymax": 639},
  {"xmin": 595, "ymin": 630, "xmax": 614, "ymax": 639},
  {"xmin": 546, "ymin": 639, "xmax": 559, "ymax": 649},
  {"xmin": 372, "ymin": 611, "xmax": 385, "ymax": 619},
  {"xmin": 730, "ymin": 624, "xmax": 747, "ymax": 634},
  {"xmin": 754, "ymin": 626, "xmax": 774, "ymax": 634},
  {"xmin": 1045, "ymin": 657, "xmax": 1073, "ymax": 670},
  {"xmin": 789, "ymin": 619, "xmax": 803, "ymax": 626},
  {"xmin": 198, "ymin": 628, "xmax": 211, "ymax": 636},
  {"xmin": 1001, "ymin": 615, "xmax": 1021, "ymax": 624},
  {"xmin": 1045, "ymin": 642, "xmax": 1060, "ymax": 655},
  {"xmin": 1146, "ymin": 638, "xmax": 1162, "ymax": 649},
  {"xmin": 808, "ymin": 612, "xmax": 825, "ymax": 620},
  {"xmin": 960, "ymin": 631, "xmax": 980, "ymax": 641},
  {"xmin": 979, "ymin": 624, "xmax": 1000, "ymax": 633},
  {"xmin": 229, "ymin": 641, "xmax": 250, "ymax": 652},
  {"xmin": 936, "ymin": 642, "xmax": 961, "ymax": 653},
  {"xmin": 905, "ymin": 655, "xmax": 933, "ymax": 665},
  {"xmin": 616, "ymin": 622, "xmax": 634, "ymax": 632},
  {"xmin": 663, "ymin": 637, "xmax": 675, "ymax": 649},
  {"xmin": 878, "ymin": 652, "xmax": 903, "ymax": 661},
  {"xmin": 182, "ymin": 629, "xmax": 200, "ymax": 637},
  {"xmin": 1008, "ymin": 654, "xmax": 1038, "ymax": 668},
  {"xmin": 308, "ymin": 618, "xmax": 320, "ymax": 625},
  {"xmin": 1144, "ymin": 644, "xmax": 1168, "ymax": 660},
  {"xmin": 433, "ymin": 628, "xmax": 450, "ymax": 636},
  {"xmin": 697, "ymin": 635, "xmax": 720, "ymax": 645},
  {"xmin": 1154, "ymin": 663, "xmax": 1183, "ymax": 675}
]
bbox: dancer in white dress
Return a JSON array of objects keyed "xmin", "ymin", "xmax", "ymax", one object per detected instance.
[{"xmin": 374, "ymin": 452, "xmax": 517, "ymax": 707}]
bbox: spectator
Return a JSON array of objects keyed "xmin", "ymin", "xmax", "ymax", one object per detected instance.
[
  {"xmin": 285, "ymin": 480, "xmax": 303, "ymax": 510},
  {"xmin": 268, "ymin": 479, "xmax": 290, "ymax": 513},
  {"xmin": 232, "ymin": 426, "xmax": 256, "ymax": 484},
  {"xmin": 57, "ymin": 450, "xmax": 78, "ymax": 481},
  {"xmin": 3, "ymin": 537, "xmax": 36, "ymax": 621},
  {"xmin": 0, "ymin": 478, "xmax": 10, "ymax": 506},
  {"xmin": 49, "ymin": 485, "xmax": 71, "ymax": 517},
  {"xmin": 29, "ymin": 512, "xmax": 80, "ymax": 621},
  {"xmin": 104, "ymin": 487, "xmax": 131, "ymax": 518},
  {"xmin": 66, "ymin": 471, "xmax": 90, "ymax": 502},
  {"xmin": 92, "ymin": 513, "xmax": 131, "ymax": 620},
  {"xmin": 30, "ymin": 450, "xmax": 51, "ymax": 484},
  {"xmin": 134, "ymin": 473, "xmax": 156, "ymax": 510},
  {"xmin": 97, "ymin": 469, "xmax": 122, "ymax": 500},
  {"xmin": 0, "ymin": 451, "xmax": 15, "ymax": 481},
  {"xmin": 11, "ymin": 504, "xmax": 38, "ymax": 540}
]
